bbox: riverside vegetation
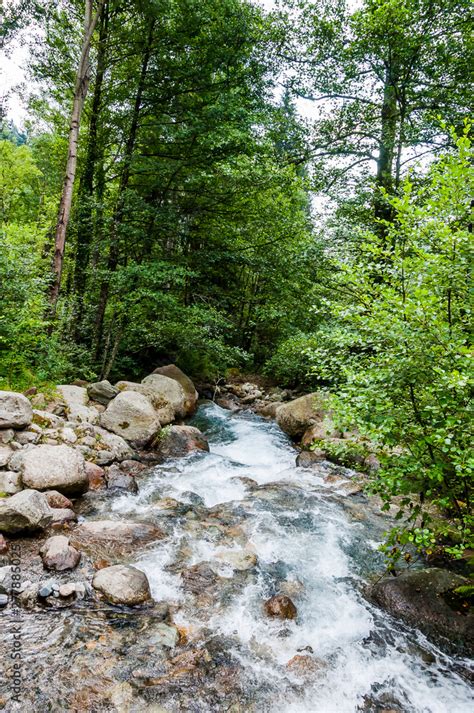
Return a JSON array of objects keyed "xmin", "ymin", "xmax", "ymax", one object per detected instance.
[{"xmin": 0, "ymin": 0, "xmax": 472, "ymax": 707}]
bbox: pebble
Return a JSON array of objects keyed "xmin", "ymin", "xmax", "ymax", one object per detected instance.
[{"xmin": 0, "ymin": 593, "xmax": 8, "ymax": 607}]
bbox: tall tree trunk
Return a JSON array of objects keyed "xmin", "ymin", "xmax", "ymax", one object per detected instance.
[
  {"xmin": 49, "ymin": 0, "xmax": 104, "ymax": 313},
  {"xmin": 73, "ymin": 1, "xmax": 109, "ymax": 314},
  {"xmin": 93, "ymin": 19, "xmax": 155, "ymax": 359},
  {"xmin": 374, "ymin": 66, "xmax": 398, "ymax": 233}
]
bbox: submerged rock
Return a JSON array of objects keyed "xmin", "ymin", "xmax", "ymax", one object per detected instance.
[
  {"xmin": 71, "ymin": 520, "xmax": 164, "ymax": 557},
  {"xmin": 264, "ymin": 594, "xmax": 297, "ymax": 620},
  {"xmin": 0, "ymin": 391, "xmax": 33, "ymax": 429},
  {"xmin": 286, "ymin": 654, "xmax": 326, "ymax": 679},
  {"xmin": 19, "ymin": 444, "xmax": 88, "ymax": 495},
  {"xmin": 0, "ymin": 489, "xmax": 53, "ymax": 533},
  {"xmin": 92, "ymin": 564, "xmax": 152, "ymax": 605},
  {"xmin": 370, "ymin": 568, "xmax": 474, "ymax": 656},
  {"xmin": 40, "ymin": 535, "xmax": 81, "ymax": 571}
]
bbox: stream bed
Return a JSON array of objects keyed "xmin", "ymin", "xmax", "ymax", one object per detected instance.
[{"xmin": 1, "ymin": 403, "xmax": 473, "ymax": 712}]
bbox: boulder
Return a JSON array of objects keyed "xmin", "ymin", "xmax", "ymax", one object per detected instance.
[
  {"xmin": 276, "ymin": 393, "xmax": 329, "ymax": 439},
  {"xmin": 0, "ymin": 429, "xmax": 15, "ymax": 444},
  {"xmin": 87, "ymin": 380, "xmax": 119, "ymax": 406},
  {"xmin": 0, "ymin": 534, "xmax": 8, "ymax": 554},
  {"xmin": 255, "ymin": 402, "xmax": 282, "ymax": 419},
  {"xmin": 154, "ymin": 425, "xmax": 209, "ymax": 459},
  {"xmin": 0, "ymin": 490, "xmax": 53, "ymax": 533},
  {"xmin": 105, "ymin": 464, "xmax": 138, "ymax": 493},
  {"xmin": 19, "ymin": 444, "xmax": 88, "ymax": 495},
  {"xmin": 32, "ymin": 410, "xmax": 64, "ymax": 428},
  {"xmin": 14, "ymin": 429, "xmax": 41, "ymax": 445},
  {"xmin": 296, "ymin": 450, "xmax": 325, "ymax": 468},
  {"xmin": 141, "ymin": 373, "xmax": 187, "ymax": 419},
  {"xmin": 120, "ymin": 460, "xmax": 148, "ymax": 477},
  {"xmin": 0, "ymin": 565, "xmax": 12, "ymax": 593},
  {"xmin": 152, "ymin": 364, "xmax": 198, "ymax": 416},
  {"xmin": 301, "ymin": 420, "xmax": 341, "ymax": 446},
  {"xmin": 115, "ymin": 381, "xmax": 176, "ymax": 426},
  {"xmin": 71, "ymin": 520, "xmax": 164, "ymax": 556},
  {"xmin": 0, "ymin": 391, "xmax": 33, "ymax": 429},
  {"xmin": 100, "ymin": 391, "xmax": 160, "ymax": 446},
  {"xmin": 215, "ymin": 550, "xmax": 257, "ymax": 571},
  {"xmin": 40, "ymin": 535, "xmax": 81, "ymax": 571},
  {"xmin": 370, "ymin": 568, "xmax": 474, "ymax": 655},
  {"xmin": 92, "ymin": 427, "xmax": 134, "ymax": 464},
  {"xmin": 0, "ymin": 471, "xmax": 22, "ymax": 495},
  {"xmin": 56, "ymin": 385, "xmax": 99, "ymax": 424},
  {"xmin": 44, "ymin": 491, "xmax": 74, "ymax": 509},
  {"xmin": 0, "ymin": 445, "xmax": 13, "ymax": 467},
  {"xmin": 92, "ymin": 564, "xmax": 152, "ymax": 605},
  {"xmin": 264, "ymin": 594, "xmax": 297, "ymax": 620},
  {"xmin": 286, "ymin": 654, "xmax": 326, "ymax": 679},
  {"xmin": 50, "ymin": 508, "xmax": 77, "ymax": 526},
  {"xmin": 84, "ymin": 462, "xmax": 106, "ymax": 490},
  {"xmin": 148, "ymin": 623, "xmax": 179, "ymax": 648}
]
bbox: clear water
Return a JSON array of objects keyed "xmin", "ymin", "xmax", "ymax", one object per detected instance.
[{"xmin": 1, "ymin": 403, "xmax": 472, "ymax": 712}]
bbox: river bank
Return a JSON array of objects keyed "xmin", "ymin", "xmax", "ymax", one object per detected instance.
[{"xmin": 0, "ymin": 373, "xmax": 472, "ymax": 711}]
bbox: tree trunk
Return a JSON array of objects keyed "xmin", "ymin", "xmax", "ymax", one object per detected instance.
[
  {"xmin": 93, "ymin": 20, "xmax": 155, "ymax": 359},
  {"xmin": 49, "ymin": 0, "xmax": 104, "ymax": 313},
  {"xmin": 73, "ymin": 1, "xmax": 109, "ymax": 312},
  {"xmin": 374, "ymin": 67, "xmax": 398, "ymax": 233}
]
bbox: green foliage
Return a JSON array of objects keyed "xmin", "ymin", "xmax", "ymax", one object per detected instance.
[
  {"xmin": 309, "ymin": 127, "xmax": 473, "ymax": 565},
  {"xmin": 264, "ymin": 332, "xmax": 321, "ymax": 387}
]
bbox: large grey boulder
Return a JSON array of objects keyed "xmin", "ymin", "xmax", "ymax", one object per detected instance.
[
  {"xmin": 19, "ymin": 444, "xmax": 88, "ymax": 495},
  {"xmin": 40, "ymin": 535, "xmax": 81, "ymax": 571},
  {"xmin": 87, "ymin": 380, "xmax": 119, "ymax": 406},
  {"xmin": 0, "ymin": 391, "xmax": 33, "ymax": 429},
  {"xmin": 154, "ymin": 425, "xmax": 209, "ymax": 459},
  {"xmin": 115, "ymin": 381, "xmax": 175, "ymax": 425},
  {"xmin": 276, "ymin": 393, "xmax": 329, "ymax": 439},
  {"xmin": 141, "ymin": 373, "xmax": 187, "ymax": 419},
  {"xmin": 152, "ymin": 364, "xmax": 198, "ymax": 416},
  {"xmin": 0, "ymin": 490, "xmax": 53, "ymax": 533},
  {"xmin": 370, "ymin": 568, "xmax": 474, "ymax": 656},
  {"xmin": 100, "ymin": 391, "xmax": 160, "ymax": 445},
  {"xmin": 92, "ymin": 564, "xmax": 152, "ymax": 605},
  {"xmin": 57, "ymin": 385, "xmax": 99, "ymax": 424}
]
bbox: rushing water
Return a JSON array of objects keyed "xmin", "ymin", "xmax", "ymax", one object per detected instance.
[{"xmin": 1, "ymin": 403, "xmax": 473, "ymax": 712}]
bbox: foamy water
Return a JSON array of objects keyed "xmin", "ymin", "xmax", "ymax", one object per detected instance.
[{"xmin": 107, "ymin": 402, "xmax": 473, "ymax": 712}]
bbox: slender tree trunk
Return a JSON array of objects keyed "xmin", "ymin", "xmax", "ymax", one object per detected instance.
[
  {"xmin": 49, "ymin": 0, "xmax": 103, "ymax": 313},
  {"xmin": 93, "ymin": 20, "xmax": 155, "ymax": 359},
  {"xmin": 374, "ymin": 66, "xmax": 398, "ymax": 233},
  {"xmin": 73, "ymin": 2, "xmax": 109, "ymax": 311}
]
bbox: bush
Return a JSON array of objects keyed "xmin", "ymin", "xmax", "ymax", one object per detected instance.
[{"xmin": 310, "ymin": 126, "xmax": 473, "ymax": 566}]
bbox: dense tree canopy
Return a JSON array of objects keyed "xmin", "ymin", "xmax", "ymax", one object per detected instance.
[{"xmin": 0, "ymin": 0, "xmax": 472, "ymax": 562}]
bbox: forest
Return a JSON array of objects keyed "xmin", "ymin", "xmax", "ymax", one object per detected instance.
[{"xmin": 1, "ymin": 0, "xmax": 473, "ymax": 601}]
